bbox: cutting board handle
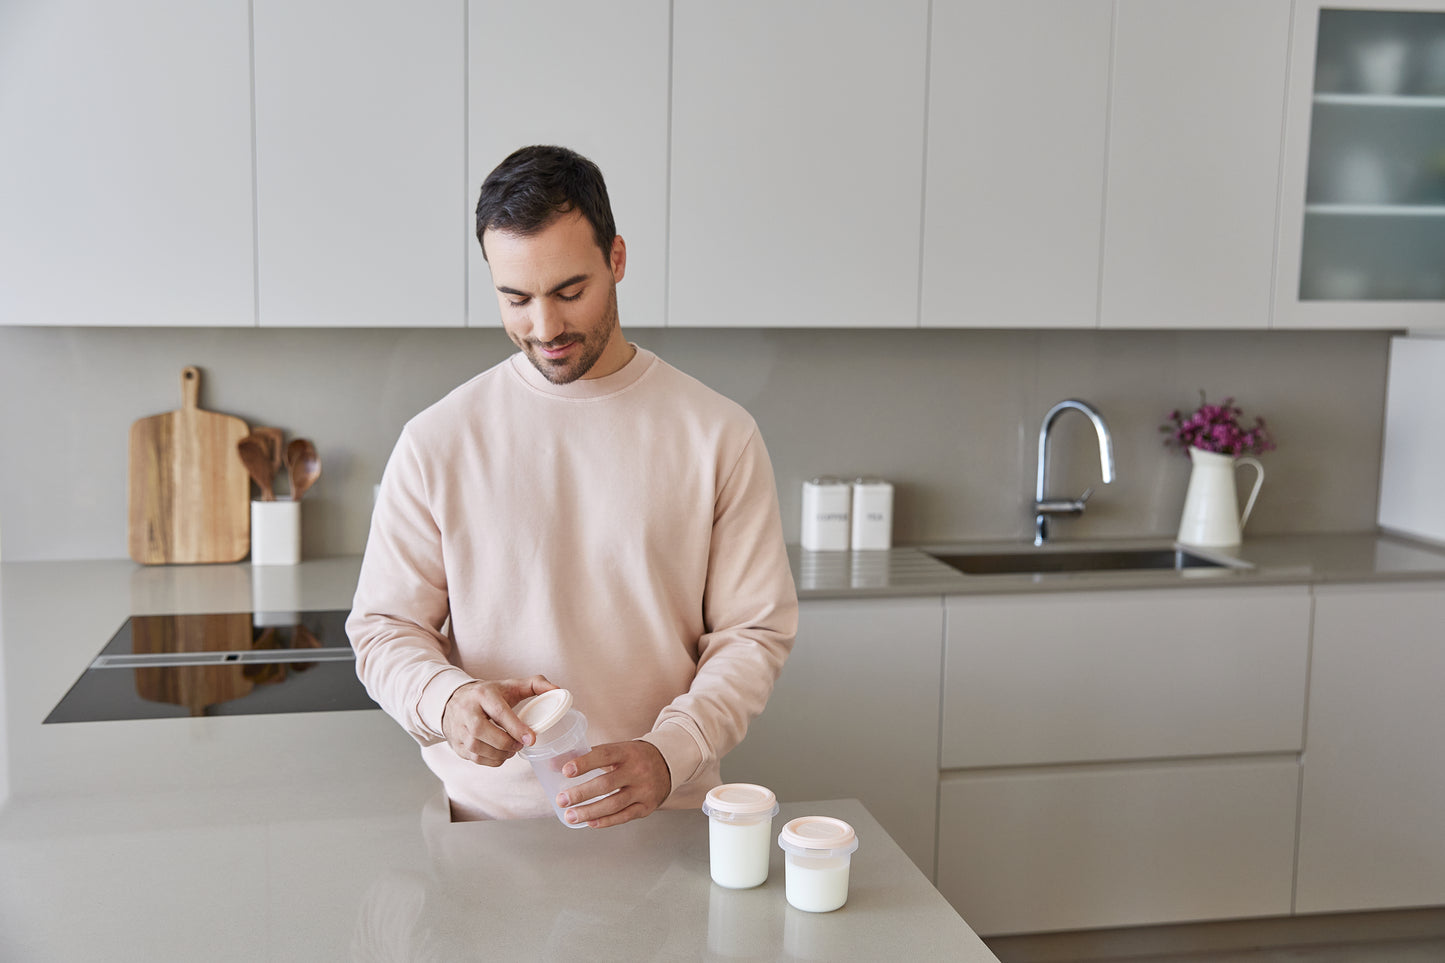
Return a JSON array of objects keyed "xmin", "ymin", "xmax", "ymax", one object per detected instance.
[{"xmin": 180, "ymin": 365, "xmax": 200, "ymax": 411}]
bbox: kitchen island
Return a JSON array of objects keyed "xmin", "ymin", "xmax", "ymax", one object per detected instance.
[{"xmin": 0, "ymin": 558, "xmax": 997, "ymax": 961}]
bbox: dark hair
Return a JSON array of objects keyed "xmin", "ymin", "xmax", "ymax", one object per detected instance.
[{"xmin": 474, "ymin": 145, "xmax": 617, "ymax": 262}]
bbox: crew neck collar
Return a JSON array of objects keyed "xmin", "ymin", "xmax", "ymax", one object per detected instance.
[{"xmin": 507, "ymin": 344, "xmax": 655, "ymax": 400}]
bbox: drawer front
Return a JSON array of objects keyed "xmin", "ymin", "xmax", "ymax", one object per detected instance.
[
  {"xmin": 942, "ymin": 587, "xmax": 1311, "ymax": 768},
  {"xmin": 937, "ymin": 759, "xmax": 1300, "ymax": 935}
]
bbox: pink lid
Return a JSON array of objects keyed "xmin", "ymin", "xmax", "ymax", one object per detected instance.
[
  {"xmin": 702, "ymin": 783, "xmax": 778, "ymax": 818},
  {"xmin": 512, "ymin": 688, "xmax": 572, "ymax": 734},
  {"xmin": 778, "ymin": 816, "xmax": 859, "ymax": 855}
]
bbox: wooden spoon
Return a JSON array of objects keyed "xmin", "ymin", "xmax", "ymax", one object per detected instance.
[
  {"xmin": 284, "ymin": 438, "xmax": 321, "ymax": 500},
  {"xmin": 237, "ymin": 433, "xmax": 277, "ymax": 501},
  {"xmin": 254, "ymin": 426, "xmax": 284, "ymax": 476}
]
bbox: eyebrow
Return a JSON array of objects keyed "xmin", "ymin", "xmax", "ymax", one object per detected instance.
[{"xmin": 496, "ymin": 273, "xmax": 591, "ymax": 298}]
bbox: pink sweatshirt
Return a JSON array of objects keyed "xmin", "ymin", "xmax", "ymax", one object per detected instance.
[{"xmin": 347, "ymin": 346, "xmax": 798, "ymax": 820}]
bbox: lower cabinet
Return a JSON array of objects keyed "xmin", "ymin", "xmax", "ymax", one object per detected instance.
[
  {"xmin": 937, "ymin": 759, "xmax": 1301, "ymax": 935},
  {"xmin": 1296, "ymin": 582, "xmax": 1445, "ymax": 913},
  {"xmin": 722, "ymin": 596, "xmax": 944, "ymax": 878},
  {"xmin": 937, "ymin": 586, "xmax": 1312, "ymax": 935}
]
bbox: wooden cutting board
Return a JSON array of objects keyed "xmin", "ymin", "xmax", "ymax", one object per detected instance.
[{"xmin": 128, "ymin": 366, "xmax": 250, "ymax": 564}]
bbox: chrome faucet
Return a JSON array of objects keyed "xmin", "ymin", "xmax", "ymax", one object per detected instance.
[{"xmin": 1033, "ymin": 399, "xmax": 1116, "ymax": 546}]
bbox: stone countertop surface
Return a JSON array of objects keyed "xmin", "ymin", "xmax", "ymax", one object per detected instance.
[{"xmin": 793, "ymin": 531, "xmax": 1445, "ymax": 598}]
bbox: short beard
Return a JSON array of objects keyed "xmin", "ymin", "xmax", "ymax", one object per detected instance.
[{"xmin": 521, "ymin": 287, "xmax": 620, "ymax": 385}]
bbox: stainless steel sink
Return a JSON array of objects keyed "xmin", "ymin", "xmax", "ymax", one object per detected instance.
[{"xmin": 927, "ymin": 546, "xmax": 1239, "ymax": 576}]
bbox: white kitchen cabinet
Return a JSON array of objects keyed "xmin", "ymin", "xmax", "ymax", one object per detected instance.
[
  {"xmin": 722, "ymin": 596, "xmax": 943, "ymax": 878},
  {"xmin": 0, "ymin": 1, "xmax": 255, "ymax": 327},
  {"xmin": 668, "ymin": 1, "xmax": 928, "ymax": 327},
  {"xmin": 942, "ymin": 586, "xmax": 1312, "ymax": 768},
  {"xmin": 938, "ymin": 759, "xmax": 1301, "ymax": 935},
  {"xmin": 1296, "ymin": 582, "xmax": 1445, "ymax": 913},
  {"xmin": 1275, "ymin": 1, "xmax": 1445, "ymax": 329},
  {"xmin": 921, "ymin": 0, "xmax": 1111, "ymax": 329},
  {"xmin": 1099, "ymin": 0, "xmax": 1292, "ymax": 329},
  {"xmin": 467, "ymin": 2, "xmax": 670, "ymax": 328},
  {"xmin": 252, "ymin": 1, "xmax": 465, "ymax": 328}
]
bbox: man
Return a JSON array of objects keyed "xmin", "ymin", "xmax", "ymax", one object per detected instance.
[{"xmin": 347, "ymin": 145, "xmax": 797, "ymax": 828}]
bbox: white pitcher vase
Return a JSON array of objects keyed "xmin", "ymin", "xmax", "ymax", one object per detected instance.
[{"xmin": 1176, "ymin": 447, "xmax": 1264, "ymax": 547}]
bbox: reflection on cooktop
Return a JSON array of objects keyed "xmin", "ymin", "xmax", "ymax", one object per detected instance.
[{"xmin": 44, "ymin": 609, "xmax": 378, "ymax": 723}]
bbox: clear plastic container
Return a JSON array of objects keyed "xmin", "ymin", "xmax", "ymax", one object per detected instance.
[
  {"xmin": 777, "ymin": 815, "xmax": 860, "ymax": 912},
  {"xmin": 514, "ymin": 689, "xmax": 609, "ymax": 828},
  {"xmin": 701, "ymin": 783, "xmax": 779, "ymax": 889}
]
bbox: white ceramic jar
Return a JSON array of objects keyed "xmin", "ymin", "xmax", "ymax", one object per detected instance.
[
  {"xmin": 777, "ymin": 815, "xmax": 860, "ymax": 912},
  {"xmin": 701, "ymin": 783, "xmax": 780, "ymax": 889}
]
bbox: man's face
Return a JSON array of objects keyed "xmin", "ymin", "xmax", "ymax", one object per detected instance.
[{"xmin": 484, "ymin": 211, "xmax": 628, "ymax": 385}]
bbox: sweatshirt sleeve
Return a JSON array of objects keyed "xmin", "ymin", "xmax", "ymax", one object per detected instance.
[
  {"xmin": 346, "ymin": 429, "xmax": 475, "ymax": 746},
  {"xmin": 638, "ymin": 427, "xmax": 799, "ymax": 792}
]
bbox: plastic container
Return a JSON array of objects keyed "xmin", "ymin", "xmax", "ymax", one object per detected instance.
[
  {"xmin": 777, "ymin": 816, "xmax": 860, "ymax": 912},
  {"xmin": 515, "ymin": 689, "xmax": 609, "ymax": 828},
  {"xmin": 701, "ymin": 783, "xmax": 779, "ymax": 889}
]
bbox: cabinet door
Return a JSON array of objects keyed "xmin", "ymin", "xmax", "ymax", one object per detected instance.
[
  {"xmin": 1100, "ymin": 0, "xmax": 1292, "ymax": 328},
  {"xmin": 252, "ymin": 0, "xmax": 465, "ymax": 328},
  {"xmin": 1275, "ymin": 1, "xmax": 1445, "ymax": 329},
  {"xmin": 938, "ymin": 760, "xmax": 1300, "ymax": 935},
  {"xmin": 1297, "ymin": 582, "xmax": 1445, "ymax": 912},
  {"xmin": 0, "ymin": 1, "xmax": 254, "ymax": 327},
  {"xmin": 468, "ymin": 1, "xmax": 670, "ymax": 328},
  {"xmin": 722, "ymin": 597, "xmax": 943, "ymax": 878},
  {"xmin": 922, "ymin": 0, "xmax": 1111, "ymax": 329},
  {"xmin": 942, "ymin": 587, "xmax": 1312, "ymax": 768},
  {"xmin": 669, "ymin": 1, "xmax": 928, "ymax": 327}
]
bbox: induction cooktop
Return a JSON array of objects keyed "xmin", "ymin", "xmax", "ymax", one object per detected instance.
[{"xmin": 44, "ymin": 609, "xmax": 378, "ymax": 723}]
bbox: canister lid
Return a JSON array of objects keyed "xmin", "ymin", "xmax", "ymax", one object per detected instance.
[
  {"xmin": 702, "ymin": 783, "xmax": 778, "ymax": 818},
  {"xmin": 513, "ymin": 688, "xmax": 572, "ymax": 735},
  {"xmin": 805, "ymin": 476, "xmax": 849, "ymax": 487},
  {"xmin": 778, "ymin": 815, "xmax": 860, "ymax": 855}
]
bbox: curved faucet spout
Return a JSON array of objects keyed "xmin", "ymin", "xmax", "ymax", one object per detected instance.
[{"xmin": 1033, "ymin": 399, "xmax": 1116, "ymax": 545}]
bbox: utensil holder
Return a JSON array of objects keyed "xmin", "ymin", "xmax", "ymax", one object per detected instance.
[{"xmin": 251, "ymin": 499, "xmax": 300, "ymax": 566}]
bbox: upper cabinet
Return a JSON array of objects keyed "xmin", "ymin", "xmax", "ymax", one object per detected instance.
[
  {"xmin": 1276, "ymin": 1, "xmax": 1445, "ymax": 329},
  {"xmin": 467, "ymin": 1, "xmax": 670, "ymax": 329},
  {"xmin": 253, "ymin": 0, "xmax": 465, "ymax": 328},
  {"xmin": 922, "ymin": 1, "xmax": 1112, "ymax": 329},
  {"xmin": 1100, "ymin": 0, "xmax": 1292, "ymax": 329},
  {"xmin": 668, "ymin": 1, "xmax": 929, "ymax": 327},
  {"xmin": 0, "ymin": 1, "xmax": 255, "ymax": 327}
]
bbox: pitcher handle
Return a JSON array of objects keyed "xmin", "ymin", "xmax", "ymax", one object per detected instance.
[{"xmin": 1235, "ymin": 456, "xmax": 1265, "ymax": 531}]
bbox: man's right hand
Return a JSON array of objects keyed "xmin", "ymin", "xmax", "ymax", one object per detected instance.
[{"xmin": 441, "ymin": 676, "xmax": 557, "ymax": 766}]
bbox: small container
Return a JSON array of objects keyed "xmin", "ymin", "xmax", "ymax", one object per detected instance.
[
  {"xmin": 250, "ymin": 498, "xmax": 300, "ymax": 565},
  {"xmin": 801, "ymin": 477, "xmax": 851, "ymax": 551},
  {"xmin": 515, "ymin": 689, "xmax": 609, "ymax": 828},
  {"xmin": 701, "ymin": 783, "xmax": 780, "ymax": 889},
  {"xmin": 850, "ymin": 478, "xmax": 894, "ymax": 550},
  {"xmin": 778, "ymin": 816, "xmax": 860, "ymax": 913}
]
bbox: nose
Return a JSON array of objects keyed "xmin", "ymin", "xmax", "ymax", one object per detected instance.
[{"xmin": 528, "ymin": 299, "xmax": 566, "ymax": 344}]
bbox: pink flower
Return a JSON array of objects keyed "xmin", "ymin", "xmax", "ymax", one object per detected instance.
[{"xmin": 1160, "ymin": 391, "xmax": 1275, "ymax": 457}]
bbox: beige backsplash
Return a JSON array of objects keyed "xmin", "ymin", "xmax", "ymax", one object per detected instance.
[{"xmin": 0, "ymin": 325, "xmax": 1391, "ymax": 561}]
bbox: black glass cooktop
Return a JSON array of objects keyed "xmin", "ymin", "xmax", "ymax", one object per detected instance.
[{"xmin": 44, "ymin": 609, "xmax": 378, "ymax": 723}]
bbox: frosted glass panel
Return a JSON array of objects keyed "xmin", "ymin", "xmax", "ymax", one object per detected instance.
[{"xmin": 1300, "ymin": 9, "xmax": 1445, "ymax": 301}]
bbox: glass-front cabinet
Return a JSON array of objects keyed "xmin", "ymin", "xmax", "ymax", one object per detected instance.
[{"xmin": 1277, "ymin": 1, "xmax": 1445, "ymax": 328}]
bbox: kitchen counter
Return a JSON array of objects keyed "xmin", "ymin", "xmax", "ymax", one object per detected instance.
[
  {"xmin": 793, "ymin": 531, "xmax": 1445, "ymax": 598},
  {"xmin": 0, "ymin": 559, "xmax": 996, "ymax": 961}
]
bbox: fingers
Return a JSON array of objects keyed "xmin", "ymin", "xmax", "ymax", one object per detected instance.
[
  {"xmin": 554, "ymin": 741, "xmax": 671, "ymax": 828},
  {"xmin": 442, "ymin": 678, "xmax": 554, "ymax": 767}
]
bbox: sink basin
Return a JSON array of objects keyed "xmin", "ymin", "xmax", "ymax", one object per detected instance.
[{"xmin": 928, "ymin": 546, "xmax": 1237, "ymax": 576}]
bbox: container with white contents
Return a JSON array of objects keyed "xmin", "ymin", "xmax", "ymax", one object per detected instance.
[
  {"xmin": 777, "ymin": 815, "xmax": 860, "ymax": 912},
  {"xmin": 701, "ymin": 783, "xmax": 780, "ymax": 888},
  {"xmin": 515, "ymin": 688, "xmax": 609, "ymax": 828}
]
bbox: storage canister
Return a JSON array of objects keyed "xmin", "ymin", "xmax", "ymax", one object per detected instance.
[
  {"xmin": 701, "ymin": 783, "xmax": 780, "ymax": 888},
  {"xmin": 515, "ymin": 688, "xmax": 609, "ymax": 828},
  {"xmin": 777, "ymin": 815, "xmax": 860, "ymax": 912},
  {"xmin": 850, "ymin": 477, "xmax": 894, "ymax": 550},
  {"xmin": 801, "ymin": 477, "xmax": 851, "ymax": 551}
]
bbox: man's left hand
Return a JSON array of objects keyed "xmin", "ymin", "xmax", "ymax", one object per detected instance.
[{"xmin": 555, "ymin": 740, "xmax": 671, "ymax": 828}]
